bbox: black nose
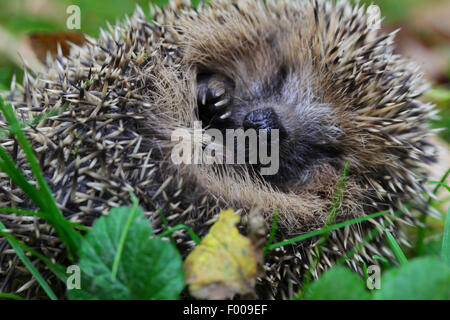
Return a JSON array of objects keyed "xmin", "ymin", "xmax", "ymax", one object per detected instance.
[{"xmin": 243, "ymin": 108, "xmax": 285, "ymax": 137}]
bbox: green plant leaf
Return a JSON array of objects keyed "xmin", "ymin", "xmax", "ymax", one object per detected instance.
[
  {"xmin": 442, "ymin": 206, "xmax": 450, "ymax": 264},
  {"xmin": 301, "ymin": 266, "xmax": 371, "ymax": 300},
  {"xmin": 67, "ymin": 205, "xmax": 184, "ymax": 300},
  {"xmin": 374, "ymin": 257, "xmax": 450, "ymax": 300}
]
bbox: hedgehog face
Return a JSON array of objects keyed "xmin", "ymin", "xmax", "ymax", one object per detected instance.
[
  {"xmin": 196, "ymin": 57, "xmax": 343, "ymax": 185},
  {"xmin": 185, "ymin": 2, "xmax": 354, "ymax": 187},
  {"xmin": 173, "ymin": 0, "xmax": 433, "ymax": 225}
]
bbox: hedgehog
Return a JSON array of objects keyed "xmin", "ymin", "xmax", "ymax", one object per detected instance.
[{"xmin": 0, "ymin": 0, "xmax": 438, "ymax": 299}]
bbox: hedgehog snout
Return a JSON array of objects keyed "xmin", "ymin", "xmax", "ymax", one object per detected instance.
[{"xmin": 242, "ymin": 108, "xmax": 287, "ymax": 138}]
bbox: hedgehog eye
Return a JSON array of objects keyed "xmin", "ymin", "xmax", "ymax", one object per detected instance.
[
  {"xmin": 279, "ymin": 65, "xmax": 288, "ymax": 81},
  {"xmin": 269, "ymin": 65, "xmax": 288, "ymax": 95}
]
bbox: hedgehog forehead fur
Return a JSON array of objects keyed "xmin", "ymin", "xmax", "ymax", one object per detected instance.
[{"xmin": 0, "ymin": 0, "xmax": 438, "ymax": 298}]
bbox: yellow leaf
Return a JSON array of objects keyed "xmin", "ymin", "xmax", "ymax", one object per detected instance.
[{"xmin": 183, "ymin": 209, "xmax": 258, "ymax": 299}]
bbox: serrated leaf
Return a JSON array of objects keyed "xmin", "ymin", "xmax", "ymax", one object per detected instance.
[
  {"xmin": 68, "ymin": 206, "xmax": 184, "ymax": 300},
  {"xmin": 184, "ymin": 209, "xmax": 258, "ymax": 299},
  {"xmin": 303, "ymin": 266, "xmax": 371, "ymax": 300},
  {"xmin": 374, "ymin": 257, "xmax": 450, "ymax": 300}
]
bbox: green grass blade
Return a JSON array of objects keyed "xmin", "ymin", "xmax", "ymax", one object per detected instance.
[
  {"xmin": 0, "ymin": 105, "xmax": 68, "ymax": 140},
  {"xmin": 0, "ymin": 100, "xmax": 52, "ymax": 198},
  {"xmin": 417, "ymin": 169, "xmax": 450, "ymax": 255},
  {"xmin": 0, "ymin": 228, "xmax": 67, "ymax": 283},
  {"xmin": 68, "ymin": 221, "xmax": 90, "ymax": 232},
  {"xmin": 0, "ymin": 147, "xmax": 45, "ymax": 209},
  {"xmin": 0, "ymin": 293, "xmax": 25, "ymax": 300},
  {"xmin": 430, "ymin": 169, "xmax": 450, "ymax": 196},
  {"xmin": 0, "ymin": 221, "xmax": 58, "ymax": 300},
  {"xmin": 362, "ymin": 262, "xmax": 368, "ymax": 282},
  {"xmin": 0, "ymin": 207, "xmax": 46, "ymax": 219},
  {"xmin": 157, "ymin": 224, "xmax": 201, "ymax": 245},
  {"xmin": 427, "ymin": 181, "xmax": 450, "ymax": 192},
  {"xmin": 268, "ymin": 162, "xmax": 351, "ymax": 252},
  {"xmin": 385, "ymin": 230, "xmax": 408, "ymax": 265},
  {"xmin": 266, "ymin": 209, "xmax": 390, "ymax": 251},
  {"xmin": 442, "ymin": 206, "xmax": 450, "ymax": 264},
  {"xmin": 301, "ymin": 161, "xmax": 350, "ymax": 286},
  {"xmin": 0, "ymin": 98, "xmax": 82, "ymax": 259},
  {"xmin": 264, "ymin": 210, "xmax": 279, "ymax": 254},
  {"xmin": 157, "ymin": 206, "xmax": 177, "ymax": 248},
  {"xmin": 336, "ymin": 204, "xmax": 410, "ymax": 266},
  {"xmin": 326, "ymin": 161, "xmax": 350, "ymax": 223},
  {"xmin": 373, "ymin": 255, "xmax": 390, "ymax": 267}
]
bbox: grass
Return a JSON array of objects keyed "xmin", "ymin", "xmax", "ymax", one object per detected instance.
[
  {"xmin": 0, "ymin": 293, "xmax": 25, "ymax": 300},
  {"xmin": 0, "ymin": 225, "xmax": 68, "ymax": 282},
  {"xmin": 0, "ymin": 0, "xmax": 449, "ymax": 300},
  {"xmin": 158, "ymin": 224, "xmax": 201, "ymax": 245},
  {"xmin": 385, "ymin": 231, "xmax": 408, "ymax": 265},
  {"xmin": 416, "ymin": 168, "xmax": 450, "ymax": 255},
  {"xmin": 0, "ymin": 98, "xmax": 82, "ymax": 261},
  {"xmin": 442, "ymin": 206, "xmax": 450, "ymax": 264},
  {"xmin": 263, "ymin": 210, "xmax": 279, "ymax": 255},
  {"xmin": 1, "ymin": 94, "xmax": 449, "ymax": 299},
  {"xmin": 264, "ymin": 209, "xmax": 391, "ymax": 251},
  {"xmin": 0, "ymin": 220, "xmax": 58, "ymax": 300}
]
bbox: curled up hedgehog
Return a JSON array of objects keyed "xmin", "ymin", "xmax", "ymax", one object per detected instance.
[{"xmin": 0, "ymin": 0, "xmax": 438, "ymax": 299}]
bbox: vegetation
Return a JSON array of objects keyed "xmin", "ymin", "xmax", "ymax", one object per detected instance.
[
  {"xmin": 0, "ymin": 96, "xmax": 449, "ymax": 299},
  {"xmin": 0, "ymin": 0, "xmax": 449, "ymax": 300}
]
